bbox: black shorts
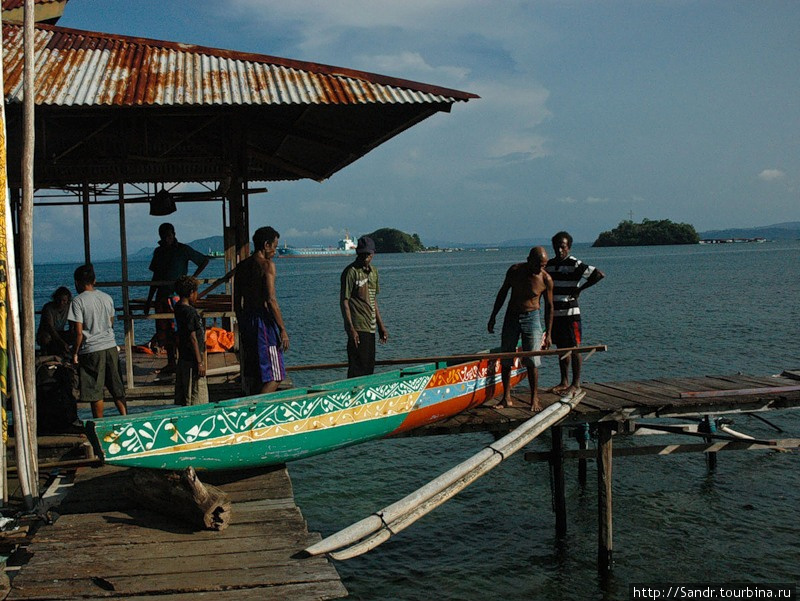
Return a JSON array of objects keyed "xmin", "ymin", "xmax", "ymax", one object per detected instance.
[{"xmin": 347, "ymin": 331, "xmax": 376, "ymax": 378}]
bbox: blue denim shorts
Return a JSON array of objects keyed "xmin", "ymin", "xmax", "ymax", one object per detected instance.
[{"xmin": 501, "ymin": 309, "xmax": 543, "ymax": 367}]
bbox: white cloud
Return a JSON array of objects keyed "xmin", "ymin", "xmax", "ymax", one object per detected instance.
[
  {"xmin": 586, "ymin": 196, "xmax": 609, "ymax": 204},
  {"xmin": 297, "ymin": 200, "xmax": 351, "ymax": 214},
  {"xmin": 758, "ymin": 169, "xmax": 785, "ymax": 182},
  {"xmin": 558, "ymin": 196, "xmax": 578, "ymax": 204},
  {"xmin": 363, "ymin": 51, "xmax": 470, "ymax": 82}
]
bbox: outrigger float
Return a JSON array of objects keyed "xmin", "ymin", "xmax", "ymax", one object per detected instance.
[{"xmin": 85, "ymin": 346, "xmax": 605, "ymax": 471}]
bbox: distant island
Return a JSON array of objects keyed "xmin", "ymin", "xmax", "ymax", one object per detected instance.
[
  {"xmin": 698, "ymin": 221, "xmax": 800, "ymax": 241},
  {"xmin": 365, "ymin": 228, "xmax": 425, "ymax": 253},
  {"xmin": 129, "ymin": 229, "xmax": 426, "ymax": 259},
  {"xmin": 593, "ymin": 219, "xmax": 699, "ymax": 247}
]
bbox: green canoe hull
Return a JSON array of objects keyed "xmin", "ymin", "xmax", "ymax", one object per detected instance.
[{"xmin": 86, "ymin": 356, "xmax": 526, "ymax": 471}]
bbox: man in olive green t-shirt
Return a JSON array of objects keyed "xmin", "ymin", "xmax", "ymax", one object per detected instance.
[{"xmin": 340, "ymin": 236, "xmax": 389, "ymax": 378}]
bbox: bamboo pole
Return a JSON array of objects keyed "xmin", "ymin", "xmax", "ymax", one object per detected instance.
[
  {"xmin": 21, "ymin": 0, "xmax": 37, "ymax": 461},
  {"xmin": 288, "ymin": 345, "xmax": 607, "ymax": 372},
  {"xmin": 198, "ymin": 266, "xmax": 237, "ymax": 299},
  {"xmin": 0, "ymin": 37, "xmax": 9, "ymax": 504},
  {"xmin": 304, "ymin": 391, "xmax": 585, "ymax": 560},
  {"xmin": 6, "ymin": 227, "xmax": 37, "ymax": 506},
  {"xmin": 202, "ymin": 345, "xmax": 606, "ymax": 376}
]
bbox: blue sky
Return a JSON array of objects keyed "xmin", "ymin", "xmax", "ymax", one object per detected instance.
[{"xmin": 38, "ymin": 1, "xmax": 800, "ymax": 258}]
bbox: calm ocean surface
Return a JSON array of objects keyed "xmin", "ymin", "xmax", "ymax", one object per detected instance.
[{"xmin": 35, "ymin": 241, "xmax": 800, "ymax": 600}]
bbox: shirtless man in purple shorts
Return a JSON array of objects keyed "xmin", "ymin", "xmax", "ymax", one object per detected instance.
[{"xmin": 234, "ymin": 226, "xmax": 290, "ymax": 394}]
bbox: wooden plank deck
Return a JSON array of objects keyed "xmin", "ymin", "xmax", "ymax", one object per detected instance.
[
  {"xmin": 410, "ymin": 370, "xmax": 800, "ymax": 436},
  {"xmin": 123, "ymin": 350, "xmax": 243, "ymax": 403},
  {"xmin": 5, "ymin": 466, "xmax": 346, "ymax": 600}
]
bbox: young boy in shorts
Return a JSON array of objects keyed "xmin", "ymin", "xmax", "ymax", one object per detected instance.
[
  {"xmin": 173, "ymin": 275, "xmax": 208, "ymax": 405},
  {"xmin": 68, "ymin": 264, "xmax": 127, "ymax": 418}
]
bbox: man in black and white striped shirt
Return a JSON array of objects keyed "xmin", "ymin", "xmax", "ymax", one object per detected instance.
[{"xmin": 545, "ymin": 231, "xmax": 604, "ymax": 397}]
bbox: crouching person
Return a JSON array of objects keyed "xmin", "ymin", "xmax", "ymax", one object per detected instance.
[
  {"xmin": 68, "ymin": 264, "xmax": 127, "ymax": 418},
  {"xmin": 174, "ymin": 275, "xmax": 208, "ymax": 405}
]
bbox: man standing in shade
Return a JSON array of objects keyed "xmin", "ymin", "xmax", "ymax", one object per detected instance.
[
  {"xmin": 340, "ymin": 236, "xmax": 389, "ymax": 378},
  {"xmin": 234, "ymin": 226, "xmax": 289, "ymax": 394},
  {"xmin": 144, "ymin": 223, "xmax": 209, "ymax": 373},
  {"xmin": 68, "ymin": 264, "xmax": 127, "ymax": 418},
  {"xmin": 545, "ymin": 231, "xmax": 604, "ymax": 397},
  {"xmin": 488, "ymin": 246, "xmax": 553, "ymax": 411}
]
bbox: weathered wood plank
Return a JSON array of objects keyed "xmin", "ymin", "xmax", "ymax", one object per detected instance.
[
  {"xmin": 585, "ymin": 383, "xmax": 668, "ymax": 406},
  {"xmin": 14, "ymin": 547, "xmax": 334, "ymax": 579},
  {"xmin": 74, "ymin": 581, "xmax": 348, "ymax": 601},
  {"xmin": 16, "ymin": 532, "xmax": 319, "ymax": 557},
  {"xmin": 8, "ymin": 562, "xmax": 341, "ymax": 599},
  {"xmin": 605, "ymin": 380, "xmax": 679, "ymax": 401},
  {"xmin": 8, "ymin": 460, "xmax": 345, "ymax": 601}
]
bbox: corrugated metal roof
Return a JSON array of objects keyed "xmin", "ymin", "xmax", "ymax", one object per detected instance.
[
  {"xmin": 2, "ymin": 22, "xmax": 477, "ymax": 108},
  {"xmin": 2, "ymin": 0, "xmax": 59, "ymax": 11},
  {"xmin": 2, "ymin": 0, "xmax": 67, "ymax": 24}
]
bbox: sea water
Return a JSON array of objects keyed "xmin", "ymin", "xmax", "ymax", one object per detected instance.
[{"xmin": 33, "ymin": 241, "xmax": 800, "ymax": 600}]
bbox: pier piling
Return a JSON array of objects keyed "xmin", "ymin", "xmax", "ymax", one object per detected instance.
[
  {"xmin": 550, "ymin": 426, "xmax": 567, "ymax": 537},
  {"xmin": 596, "ymin": 423, "xmax": 614, "ymax": 575}
]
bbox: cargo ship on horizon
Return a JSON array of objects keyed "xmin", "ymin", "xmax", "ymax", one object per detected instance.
[{"xmin": 277, "ymin": 233, "xmax": 358, "ymax": 258}]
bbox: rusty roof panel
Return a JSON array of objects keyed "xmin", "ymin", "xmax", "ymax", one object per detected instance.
[{"xmin": 3, "ymin": 22, "xmax": 477, "ymax": 108}]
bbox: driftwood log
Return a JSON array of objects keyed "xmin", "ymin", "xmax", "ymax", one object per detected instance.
[{"xmin": 127, "ymin": 467, "xmax": 232, "ymax": 530}]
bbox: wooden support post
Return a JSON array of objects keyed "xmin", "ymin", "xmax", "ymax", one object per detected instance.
[
  {"xmin": 82, "ymin": 181, "xmax": 91, "ymax": 263},
  {"xmin": 577, "ymin": 423, "xmax": 589, "ymax": 487},
  {"xmin": 700, "ymin": 415, "xmax": 717, "ymax": 471},
  {"xmin": 597, "ymin": 423, "xmax": 613, "ymax": 575},
  {"xmin": 550, "ymin": 426, "xmax": 567, "ymax": 537},
  {"xmin": 118, "ymin": 183, "xmax": 135, "ymax": 391}
]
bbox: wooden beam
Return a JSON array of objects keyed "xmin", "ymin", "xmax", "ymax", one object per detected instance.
[
  {"xmin": 551, "ymin": 426, "xmax": 567, "ymax": 537},
  {"xmin": 576, "ymin": 424, "xmax": 589, "ymax": 487},
  {"xmin": 679, "ymin": 385, "xmax": 800, "ymax": 399},
  {"xmin": 523, "ymin": 438, "xmax": 800, "ymax": 462},
  {"xmin": 596, "ymin": 423, "xmax": 613, "ymax": 575}
]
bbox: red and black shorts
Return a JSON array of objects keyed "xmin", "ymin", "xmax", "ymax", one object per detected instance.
[{"xmin": 552, "ymin": 317, "xmax": 582, "ymax": 348}]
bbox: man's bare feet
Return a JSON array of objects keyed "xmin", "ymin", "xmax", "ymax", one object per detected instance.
[
  {"xmin": 530, "ymin": 398, "xmax": 543, "ymax": 412},
  {"xmin": 496, "ymin": 396, "xmax": 514, "ymax": 408},
  {"xmin": 562, "ymin": 385, "xmax": 581, "ymax": 398},
  {"xmin": 550, "ymin": 384, "xmax": 569, "ymax": 395}
]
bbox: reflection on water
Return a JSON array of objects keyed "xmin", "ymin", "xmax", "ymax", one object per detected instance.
[{"xmin": 34, "ymin": 241, "xmax": 800, "ymax": 600}]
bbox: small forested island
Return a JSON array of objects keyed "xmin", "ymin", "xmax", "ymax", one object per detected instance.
[
  {"xmin": 365, "ymin": 228, "xmax": 425, "ymax": 253},
  {"xmin": 593, "ymin": 218, "xmax": 699, "ymax": 247}
]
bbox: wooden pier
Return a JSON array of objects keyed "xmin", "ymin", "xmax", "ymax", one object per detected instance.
[
  {"xmin": 413, "ymin": 369, "xmax": 800, "ymax": 435},
  {"xmin": 409, "ymin": 368, "xmax": 800, "ymax": 574},
  {"xmin": 4, "ymin": 367, "xmax": 799, "ymax": 593},
  {"xmin": 4, "ymin": 465, "xmax": 346, "ymax": 600}
]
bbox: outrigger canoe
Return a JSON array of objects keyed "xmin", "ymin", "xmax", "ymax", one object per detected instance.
[{"xmin": 85, "ymin": 354, "xmax": 527, "ymax": 471}]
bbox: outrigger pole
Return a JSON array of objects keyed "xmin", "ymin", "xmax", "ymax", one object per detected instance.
[
  {"xmin": 303, "ymin": 391, "xmax": 587, "ymax": 560},
  {"xmin": 203, "ymin": 345, "xmax": 608, "ymax": 377},
  {"xmin": 287, "ymin": 344, "xmax": 607, "ymax": 372}
]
